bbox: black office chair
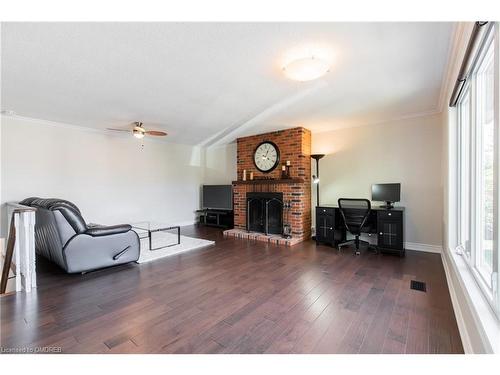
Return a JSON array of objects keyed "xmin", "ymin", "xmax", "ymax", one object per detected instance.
[{"xmin": 337, "ymin": 198, "xmax": 375, "ymax": 255}]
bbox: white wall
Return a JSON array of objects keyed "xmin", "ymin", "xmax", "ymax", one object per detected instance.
[
  {"xmin": 1, "ymin": 116, "xmax": 206, "ymax": 236},
  {"xmin": 203, "ymin": 143, "xmax": 237, "ymax": 184},
  {"xmin": 312, "ymin": 113, "xmax": 444, "ymax": 248}
]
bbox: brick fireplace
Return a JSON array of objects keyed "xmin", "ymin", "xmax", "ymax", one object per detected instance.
[{"xmin": 225, "ymin": 127, "xmax": 311, "ymax": 244}]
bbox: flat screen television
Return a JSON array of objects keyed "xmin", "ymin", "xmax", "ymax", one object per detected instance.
[
  {"xmin": 202, "ymin": 185, "xmax": 233, "ymax": 210},
  {"xmin": 371, "ymin": 183, "xmax": 401, "ymax": 208}
]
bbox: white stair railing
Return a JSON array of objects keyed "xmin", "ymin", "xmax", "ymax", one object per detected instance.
[{"xmin": 4, "ymin": 203, "xmax": 37, "ymax": 293}]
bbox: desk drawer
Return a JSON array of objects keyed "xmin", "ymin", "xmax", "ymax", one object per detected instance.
[
  {"xmin": 377, "ymin": 210, "xmax": 402, "ymax": 220},
  {"xmin": 317, "ymin": 207, "xmax": 335, "ymax": 216}
]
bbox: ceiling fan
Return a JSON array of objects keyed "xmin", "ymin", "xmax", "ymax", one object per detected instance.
[{"xmin": 106, "ymin": 122, "xmax": 167, "ymax": 139}]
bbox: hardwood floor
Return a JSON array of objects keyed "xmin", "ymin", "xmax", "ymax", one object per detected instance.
[{"xmin": 0, "ymin": 225, "xmax": 463, "ymax": 354}]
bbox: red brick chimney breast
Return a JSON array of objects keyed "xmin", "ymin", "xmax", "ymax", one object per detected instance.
[{"xmin": 232, "ymin": 127, "xmax": 312, "ymax": 242}]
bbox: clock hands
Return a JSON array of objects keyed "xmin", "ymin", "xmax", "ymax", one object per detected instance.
[{"xmin": 261, "ymin": 146, "xmax": 270, "ymax": 160}]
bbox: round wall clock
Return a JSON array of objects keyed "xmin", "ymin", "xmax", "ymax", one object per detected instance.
[{"xmin": 253, "ymin": 141, "xmax": 280, "ymax": 173}]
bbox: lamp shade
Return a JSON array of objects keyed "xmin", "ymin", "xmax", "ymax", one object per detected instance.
[{"xmin": 311, "ymin": 154, "xmax": 326, "ymax": 161}]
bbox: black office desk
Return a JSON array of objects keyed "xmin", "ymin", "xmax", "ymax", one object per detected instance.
[{"xmin": 315, "ymin": 205, "xmax": 405, "ymax": 256}]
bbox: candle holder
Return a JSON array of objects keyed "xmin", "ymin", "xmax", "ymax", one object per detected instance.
[{"xmin": 281, "ymin": 165, "xmax": 288, "ymax": 179}]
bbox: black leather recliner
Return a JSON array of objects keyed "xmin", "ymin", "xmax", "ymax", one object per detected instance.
[{"xmin": 20, "ymin": 197, "xmax": 140, "ymax": 273}]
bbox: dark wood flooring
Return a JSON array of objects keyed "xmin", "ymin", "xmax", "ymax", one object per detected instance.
[{"xmin": 0, "ymin": 225, "xmax": 463, "ymax": 354}]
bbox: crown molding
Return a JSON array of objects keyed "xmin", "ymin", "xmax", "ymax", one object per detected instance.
[
  {"xmin": 2, "ymin": 108, "xmax": 444, "ymax": 149},
  {"xmin": 437, "ymin": 22, "xmax": 462, "ymax": 113},
  {"xmin": 437, "ymin": 22, "xmax": 475, "ymax": 113},
  {"xmin": 201, "ymin": 106, "xmax": 444, "ymax": 145},
  {"xmin": 1, "ymin": 113, "xmax": 108, "ymax": 134},
  {"xmin": 312, "ymin": 107, "xmax": 443, "ymax": 135}
]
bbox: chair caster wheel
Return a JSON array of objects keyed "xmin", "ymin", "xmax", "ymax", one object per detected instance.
[{"xmin": 355, "ymin": 251, "xmax": 360, "ymax": 256}]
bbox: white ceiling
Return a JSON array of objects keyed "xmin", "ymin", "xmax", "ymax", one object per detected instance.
[{"xmin": 1, "ymin": 22, "xmax": 454, "ymax": 145}]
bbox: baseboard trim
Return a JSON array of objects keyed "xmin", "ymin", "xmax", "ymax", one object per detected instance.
[
  {"xmin": 440, "ymin": 250, "xmax": 473, "ymax": 353},
  {"xmin": 404, "ymin": 242, "xmax": 442, "ymax": 253}
]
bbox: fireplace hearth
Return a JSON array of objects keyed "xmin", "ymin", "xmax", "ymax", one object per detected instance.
[{"xmin": 246, "ymin": 192, "xmax": 283, "ymax": 235}]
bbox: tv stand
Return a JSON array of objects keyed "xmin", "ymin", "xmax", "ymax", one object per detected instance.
[{"xmin": 197, "ymin": 209, "xmax": 234, "ymax": 229}]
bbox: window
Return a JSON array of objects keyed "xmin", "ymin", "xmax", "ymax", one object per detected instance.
[
  {"xmin": 458, "ymin": 86, "xmax": 471, "ymax": 258},
  {"xmin": 475, "ymin": 36, "xmax": 495, "ymax": 287},
  {"xmin": 456, "ymin": 23, "xmax": 499, "ymax": 316}
]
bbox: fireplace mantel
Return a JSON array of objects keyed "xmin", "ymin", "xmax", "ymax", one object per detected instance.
[{"xmin": 232, "ymin": 178, "xmax": 305, "ymax": 185}]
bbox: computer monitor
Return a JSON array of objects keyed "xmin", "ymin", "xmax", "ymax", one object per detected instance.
[{"xmin": 371, "ymin": 183, "xmax": 401, "ymax": 208}]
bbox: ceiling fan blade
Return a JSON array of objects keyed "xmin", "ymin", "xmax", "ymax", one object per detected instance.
[
  {"xmin": 106, "ymin": 128, "xmax": 130, "ymax": 132},
  {"xmin": 145, "ymin": 130, "xmax": 167, "ymax": 136}
]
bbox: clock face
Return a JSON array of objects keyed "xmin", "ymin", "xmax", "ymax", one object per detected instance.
[{"xmin": 253, "ymin": 141, "xmax": 280, "ymax": 173}]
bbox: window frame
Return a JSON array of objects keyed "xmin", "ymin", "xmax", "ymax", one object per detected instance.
[
  {"xmin": 455, "ymin": 22, "xmax": 500, "ymax": 318},
  {"xmin": 457, "ymin": 83, "xmax": 472, "ymax": 259}
]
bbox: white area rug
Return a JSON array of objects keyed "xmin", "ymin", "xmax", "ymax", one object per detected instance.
[{"xmin": 136, "ymin": 232, "xmax": 215, "ymax": 264}]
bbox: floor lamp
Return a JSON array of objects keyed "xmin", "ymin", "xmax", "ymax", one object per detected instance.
[{"xmin": 311, "ymin": 154, "xmax": 325, "ymax": 205}]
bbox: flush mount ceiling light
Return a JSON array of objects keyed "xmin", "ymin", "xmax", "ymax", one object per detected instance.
[{"xmin": 283, "ymin": 56, "xmax": 330, "ymax": 82}]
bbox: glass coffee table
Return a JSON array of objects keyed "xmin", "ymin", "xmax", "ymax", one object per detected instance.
[{"xmin": 131, "ymin": 221, "xmax": 181, "ymax": 251}]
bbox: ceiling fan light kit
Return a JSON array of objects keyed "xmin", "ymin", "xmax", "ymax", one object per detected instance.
[{"xmin": 133, "ymin": 123, "xmax": 146, "ymax": 139}]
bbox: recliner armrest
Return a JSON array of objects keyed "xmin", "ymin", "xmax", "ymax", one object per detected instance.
[{"xmin": 85, "ymin": 224, "xmax": 132, "ymax": 237}]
